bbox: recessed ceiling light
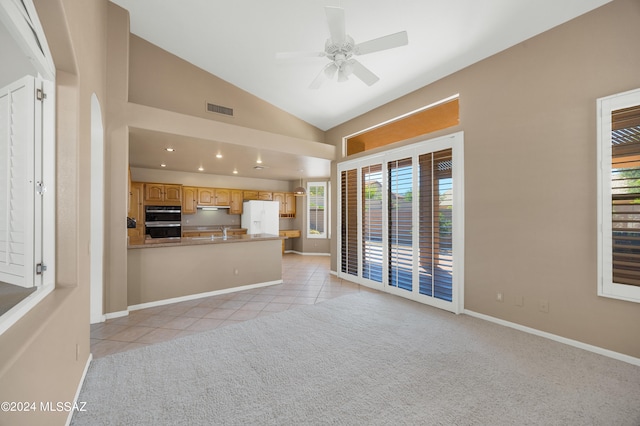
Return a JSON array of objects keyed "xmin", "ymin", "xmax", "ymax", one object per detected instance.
[
  {"xmin": 256, "ymin": 159, "xmax": 262, "ymax": 164},
  {"xmin": 160, "ymin": 163, "xmax": 166, "ymax": 167},
  {"xmin": 165, "ymin": 148, "xmax": 175, "ymax": 152},
  {"xmin": 198, "ymin": 166, "xmax": 204, "ymax": 171},
  {"xmin": 233, "ymin": 169, "xmax": 238, "ymax": 174},
  {"xmin": 216, "ymin": 153, "xmax": 223, "ymax": 159}
]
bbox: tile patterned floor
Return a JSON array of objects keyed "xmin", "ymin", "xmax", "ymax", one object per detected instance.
[{"xmin": 90, "ymin": 254, "xmax": 375, "ymax": 358}]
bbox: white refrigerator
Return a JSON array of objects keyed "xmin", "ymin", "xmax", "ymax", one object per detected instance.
[{"xmin": 241, "ymin": 200, "xmax": 280, "ymax": 235}]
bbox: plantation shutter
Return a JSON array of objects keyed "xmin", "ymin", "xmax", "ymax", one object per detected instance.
[
  {"xmin": 611, "ymin": 105, "xmax": 640, "ymax": 287},
  {"xmin": 388, "ymin": 158, "xmax": 413, "ymax": 291},
  {"xmin": 341, "ymin": 169, "xmax": 358, "ymax": 276},
  {"xmin": 0, "ymin": 76, "xmax": 36, "ymax": 287},
  {"xmin": 362, "ymin": 164, "xmax": 383, "ymax": 282},
  {"xmin": 418, "ymin": 149, "xmax": 454, "ymax": 301}
]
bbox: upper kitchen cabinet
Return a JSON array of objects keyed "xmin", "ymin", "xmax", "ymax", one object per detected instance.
[
  {"xmin": 183, "ymin": 186, "xmax": 198, "ymax": 214},
  {"xmin": 197, "ymin": 187, "xmax": 215, "ymax": 206},
  {"xmin": 144, "ymin": 183, "xmax": 182, "ymax": 205},
  {"xmin": 214, "ymin": 188, "xmax": 230, "ymax": 206},
  {"xmin": 273, "ymin": 192, "xmax": 296, "ymax": 218},
  {"xmin": 229, "ymin": 190, "xmax": 243, "ymax": 215},
  {"xmin": 284, "ymin": 192, "xmax": 296, "ymax": 217},
  {"xmin": 198, "ymin": 187, "xmax": 230, "ymax": 206},
  {"xmin": 243, "ymin": 190, "xmax": 273, "ymax": 201}
]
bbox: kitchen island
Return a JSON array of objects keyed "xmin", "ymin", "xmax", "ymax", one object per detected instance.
[{"xmin": 127, "ymin": 234, "xmax": 284, "ymax": 309}]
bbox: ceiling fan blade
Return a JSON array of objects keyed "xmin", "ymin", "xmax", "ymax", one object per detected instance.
[
  {"xmin": 276, "ymin": 51, "xmax": 326, "ymax": 60},
  {"xmin": 350, "ymin": 59, "xmax": 379, "ymax": 86},
  {"xmin": 355, "ymin": 31, "xmax": 408, "ymax": 56},
  {"xmin": 325, "ymin": 6, "xmax": 346, "ymax": 44},
  {"xmin": 309, "ymin": 63, "xmax": 337, "ymax": 89}
]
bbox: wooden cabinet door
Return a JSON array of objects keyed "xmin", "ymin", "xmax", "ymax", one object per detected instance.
[
  {"xmin": 272, "ymin": 192, "xmax": 285, "ymax": 214},
  {"xmin": 258, "ymin": 191, "xmax": 273, "ymax": 200},
  {"xmin": 164, "ymin": 184, "xmax": 182, "ymax": 203},
  {"xmin": 229, "ymin": 190, "xmax": 243, "ymax": 214},
  {"xmin": 182, "ymin": 186, "xmax": 197, "ymax": 214},
  {"xmin": 128, "ymin": 182, "xmax": 145, "ymax": 245},
  {"xmin": 145, "ymin": 183, "xmax": 164, "ymax": 203},
  {"xmin": 284, "ymin": 192, "xmax": 296, "ymax": 216},
  {"xmin": 214, "ymin": 188, "xmax": 230, "ymax": 206},
  {"xmin": 198, "ymin": 187, "xmax": 215, "ymax": 206},
  {"xmin": 243, "ymin": 190, "xmax": 258, "ymax": 200}
]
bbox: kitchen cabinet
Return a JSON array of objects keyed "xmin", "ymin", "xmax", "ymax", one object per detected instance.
[
  {"xmin": 182, "ymin": 186, "xmax": 198, "ymax": 214},
  {"xmin": 145, "ymin": 183, "xmax": 182, "ymax": 205},
  {"xmin": 214, "ymin": 188, "xmax": 230, "ymax": 206},
  {"xmin": 197, "ymin": 187, "xmax": 216, "ymax": 206},
  {"xmin": 284, "ymin": 193, "xmax": 296, "ymax": 216},
  {"xmin": 243, "ymin": 190, "xmax": 272, "ymax": 201},
  {"xmin": 198, "ymin": 187, "xmax": 230, "ymax": 206},
  {"xmin": 229, "ymin": 189, "xmax": 243, "ymax": 214},
  {"xmin": 273, "ymin": 192, "xmax": 296, "ymax": 218},
  {"xmin": 128, "ymin": 182, "xmax": 145, "ymax": 245}
]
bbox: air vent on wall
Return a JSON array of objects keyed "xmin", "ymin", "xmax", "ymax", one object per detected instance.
[{"xmin": 206, "ymin": 102, "xmax": 234, "ymax": 117}]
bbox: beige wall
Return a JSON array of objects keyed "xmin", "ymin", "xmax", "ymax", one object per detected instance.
[
  {"xmin": 0, "ymin": 0, "xmax": 107, "ymax": 424},
  {"xmin": 327, "ymin": 0, "xmax": 640, "ymax": 358},
  {"xmin": 128, "ymin": 35, "xmax": 325, "ymax": 143}
]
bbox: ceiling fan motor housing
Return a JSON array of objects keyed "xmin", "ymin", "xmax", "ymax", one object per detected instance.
[{"xmin": 325, "ymin": 35, "xmax": 355, "ymax": 63}]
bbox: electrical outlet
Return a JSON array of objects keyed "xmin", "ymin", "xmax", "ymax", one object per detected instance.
[
  {"xmin": 496, "ymin": 292, "xmax": 503, "ymax": 302},
  {"xmin": 538, "ymin": 299, "xmax": 549, "ymax": 313}
]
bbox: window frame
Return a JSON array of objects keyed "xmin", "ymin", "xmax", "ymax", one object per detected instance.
[
  {"xmin": 337, "ymin": 131, "xmax": 464, "ymax": 314},
  {"xmin": 0, "ymin": 0, "xmax": 56, "ymax": 336},
  {"xmin": 307, "ymin": 181, "xmax": 328, "ymax": 239},
  {"xmin": 597, "ymin": 87, "xmax": 640, "ymax": 303}
]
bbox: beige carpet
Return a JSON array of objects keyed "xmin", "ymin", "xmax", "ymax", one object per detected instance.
[{"xmin": 72, "ymin": 291, "xmax": 640, "ymax": 425}]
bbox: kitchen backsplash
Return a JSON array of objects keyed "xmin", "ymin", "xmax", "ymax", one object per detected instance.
[
  {"xmin": 182, "ymin": 209, "xmax": 239, "ymax": 227},
  {"xmin": 182, "ymin": 208, "xmax": 295, "ymax": 229}
]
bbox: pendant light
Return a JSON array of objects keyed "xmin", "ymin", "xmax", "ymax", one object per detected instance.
[{"xmin": 293, "ymin": 170, "xmax": 306, "ymax": 196}]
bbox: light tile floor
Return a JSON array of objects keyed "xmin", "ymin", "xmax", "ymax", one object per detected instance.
[{"xmin": 90, "ymin": 254, "xmax": 375, "ymax": 358}]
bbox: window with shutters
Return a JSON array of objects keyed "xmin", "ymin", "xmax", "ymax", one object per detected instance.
[
  {"xmin": 341, "ymin": 169, "xmax": 358, "ymax": 276},
  {"xmin": 338, "ymin": 132, "xmax": 464, "ymax": 313},
  {"xmin": 307, "ymin": 182, "xmax": 327, "ymax": 239},
  {"xmin": 0, "ymin": 0, "xmax": 56, "ymax": 335},
  {"xmin": 362, "ymin": 164, "xmax": 383, "ymax": 282},
  {"xmin": 598, "ymin": 88, "xmax": 640, "ymax": 303}
]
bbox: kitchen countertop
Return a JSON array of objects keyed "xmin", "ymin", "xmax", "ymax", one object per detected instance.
[
  {"xmin": 129, "ymin": 233, "xmax": 283, "ymax": 249},
  {"xmin": 182, "ymin": 226, "xmax": 246, "ymax": 232}
]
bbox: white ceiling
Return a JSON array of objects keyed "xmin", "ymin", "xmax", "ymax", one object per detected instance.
[{"xmin": 111, "ymin": 0, "xmax": 611, "ymax": 180}]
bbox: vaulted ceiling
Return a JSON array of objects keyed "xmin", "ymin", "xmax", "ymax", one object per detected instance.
[{"xmin": 112, "ymin": 0, "xmax": 611, "ymax": 180}]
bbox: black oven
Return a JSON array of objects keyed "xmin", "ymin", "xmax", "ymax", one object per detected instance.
[{"xmin": 145, "ymin": 206, "xmax": 182, "ymax": 239}]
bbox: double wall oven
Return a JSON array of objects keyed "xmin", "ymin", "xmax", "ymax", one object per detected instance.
[{"xmin": 145, "ymin": 205, "xmax": 181, "ymax": 239}]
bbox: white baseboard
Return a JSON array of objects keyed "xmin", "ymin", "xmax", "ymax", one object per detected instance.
[
  {"xmin": 104, "ymin": 310, "xmax": 128, "ymax": 321},
  {"xmin": 128, "ymin": 280, "xmax": 282, "ymax": 312},
  {"xmin": 286, "ymin": 250, "xmax": 330, "ymax": 256},
  {"xmin": 464, "ymin": 309, "xmax": 640, "ymax": 367},
  {"xmin": 66, "ymin": 352, "xmax": 92, "ymax": 426}
]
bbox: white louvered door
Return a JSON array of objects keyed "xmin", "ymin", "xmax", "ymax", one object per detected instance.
[{"xmin": 0, "ymin": 76, "xmax": 37, "ymax": 288}]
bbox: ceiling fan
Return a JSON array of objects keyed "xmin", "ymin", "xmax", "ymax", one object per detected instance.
[{"xmin": 276, "ymin": 6, "xmax": 408, "ymax": 89}]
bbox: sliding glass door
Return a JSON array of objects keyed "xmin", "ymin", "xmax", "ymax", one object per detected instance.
[{"xmin": 338, "ymin": 132, "xmax": 464, "ymax": 313}]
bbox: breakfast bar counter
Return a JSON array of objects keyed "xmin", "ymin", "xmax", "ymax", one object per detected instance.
[
  {"xmin": 127, "ymin": 234, "xmax": 284, "ymax": 309},
  {"xmin": 128, "ymin": 233, "xmax": 282, "ymax": 249}
]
